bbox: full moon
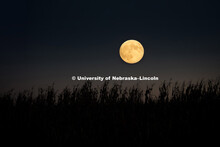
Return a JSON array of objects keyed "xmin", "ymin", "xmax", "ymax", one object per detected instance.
[{"xmin": 119, "ymin": 40, "xmax": 144, "ymax": 64}]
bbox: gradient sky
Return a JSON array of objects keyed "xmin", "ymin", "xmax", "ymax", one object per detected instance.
[{"xmin": 0, "ymin": 0, "xmax": 220, "ymax": 92}]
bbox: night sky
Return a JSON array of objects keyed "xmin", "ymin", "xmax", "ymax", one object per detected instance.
[{"xmin": 1, "ymin": 0, "xmax": 220, "ymax": 92}]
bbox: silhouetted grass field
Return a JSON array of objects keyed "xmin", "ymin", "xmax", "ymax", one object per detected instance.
[{"xmin": 0, "ymin": 80, "xmax": 220, "ymax": 145}]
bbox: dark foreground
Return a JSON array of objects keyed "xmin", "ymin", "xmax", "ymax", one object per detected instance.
[{"xmin": 0, "ymin": 81, "xmax": 220, "ymax": 145}]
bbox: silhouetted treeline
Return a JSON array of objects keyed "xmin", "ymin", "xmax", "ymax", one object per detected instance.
[{"xmin": 0, "ymin": 80, "xmax": 220, "ymax": 145}]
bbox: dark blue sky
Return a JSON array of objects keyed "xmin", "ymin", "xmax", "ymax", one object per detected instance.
[{"xmin": 0, "ymin": 0, "xmax": 220, "ymax": 91}]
